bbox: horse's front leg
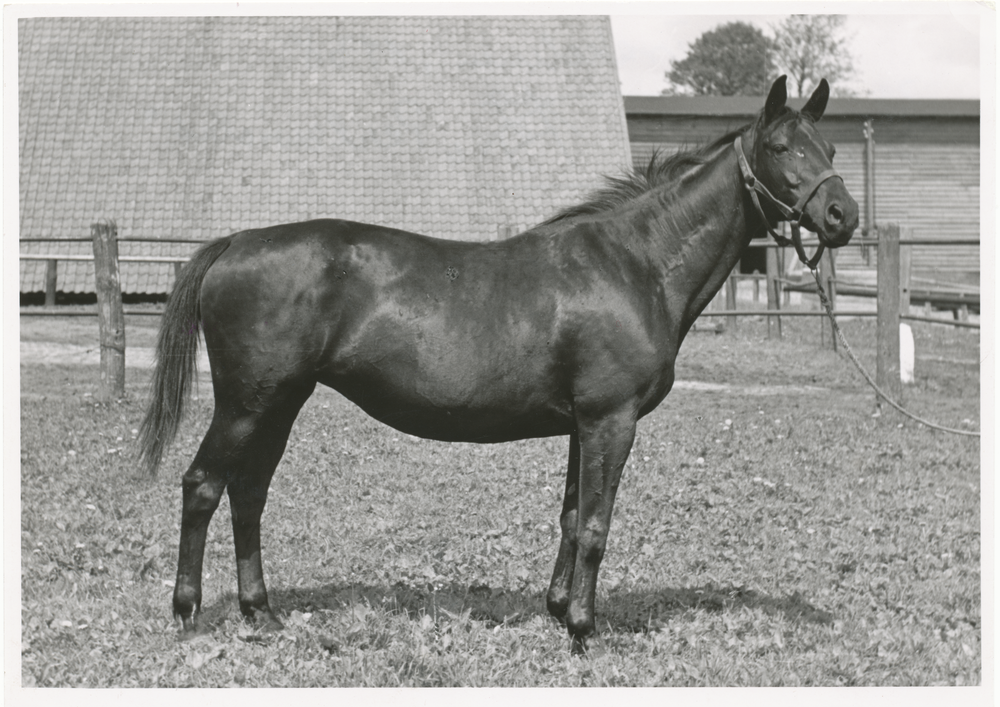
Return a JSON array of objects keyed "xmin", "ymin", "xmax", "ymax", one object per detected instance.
[
  {"xmin": 546, "ymin": 430, "xmax": 580, "ymax": 621},
  {"xmin": 564, "ymin": 407, "xmax": 636, "ymax": 654}
]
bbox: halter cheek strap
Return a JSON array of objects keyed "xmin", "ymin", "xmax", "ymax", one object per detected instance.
[{"xmin": 734, "ymin": 135, "xmax": 842, "ymax": 270}]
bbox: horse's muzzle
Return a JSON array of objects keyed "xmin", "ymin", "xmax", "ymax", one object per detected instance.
[{"xmin": 809, "ymin": 183, "xmax": 859, "ymax": 248}]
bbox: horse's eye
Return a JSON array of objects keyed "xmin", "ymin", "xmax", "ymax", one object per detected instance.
[{"xmin": 772, "ymin": 144, "xmax": 789, "ymax": 155}]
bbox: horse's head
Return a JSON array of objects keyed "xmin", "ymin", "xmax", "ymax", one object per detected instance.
[{"xmin": 747, "ymin": 75, "xmax": 859, "ymax": 251}]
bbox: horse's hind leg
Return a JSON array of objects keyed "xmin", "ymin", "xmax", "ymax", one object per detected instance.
[
  {"xmin": 225, "ymin": 383, "xmax": 314, "ymax": 629},
  {"xmin": 172, "ymin": 379, "xmax": 314, "ymax": 636},
  {"xmin": 173, "ymin": 435, "xmax": 228, "ymax": 635},
  {"xmin": 546, "ymin": 430, "xmax": 580, "ymax": 621}
]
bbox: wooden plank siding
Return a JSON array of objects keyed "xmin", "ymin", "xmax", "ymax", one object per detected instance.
[
  {"xmin": 872, "ymin": 144, "xmax": 979, "ymax": 283},
  {"xmin": 625, "ymin": 97, "xmax": 980, "ymax": 288}
]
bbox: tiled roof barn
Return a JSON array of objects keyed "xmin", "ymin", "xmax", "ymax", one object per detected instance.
[{"xmin": 19, "ymin": 16, "xmax": 631, "ymax": 295}]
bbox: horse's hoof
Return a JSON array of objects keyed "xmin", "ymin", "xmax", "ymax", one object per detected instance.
[
  {"xmin": 260, "ymin": 616, "xmax": 284, "ymax": 633},
  {"xmin": 254, "ymin": 610, "xmax": 284, "ymax": 633},
  {"xmin": 177, "ymin": 622, "xmax": 208, "ymax": 641},
  {"xmin": 570, "ymin": 634, "xmax": 588, "ymax": 655},
  {"xmin": 237, "ymin": 613, "xmax": 284, "ymax": 644},
  {"xmin": 548, "ymin": 611, "xmax": 568, "ymax": 627},
  {"xmin": 546, "ymin": 596, "xmax": 569, "ymax": 623}
]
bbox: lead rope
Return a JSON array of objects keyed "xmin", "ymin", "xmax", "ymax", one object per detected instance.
[{"xmin": 809, "ymin": 267, "xmax": 980, "ymax": 438}]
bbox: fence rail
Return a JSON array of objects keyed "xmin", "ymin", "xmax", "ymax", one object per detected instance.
[
  {"xmin": 901, "ymin": 314, "xmax": 979, "ymax": 330},
  {"xmin": 20, "ymin": 254, "xmax": 191, "ymax": 263},
  {"xmin": 700, "ymin": 309, "xmax": 879, "ymax": 318},
  {"xmin": 19, "ymin": 237, "xmax": 211, "ymax": 244},
  {"xmin": 19, "ymin": 307, "xmax": 165, "ymax": 317}
]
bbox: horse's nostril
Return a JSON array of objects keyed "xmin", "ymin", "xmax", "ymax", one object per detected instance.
[{"xmin": 827, "ymin": 204, "xmax": 844, "ymax": 225}]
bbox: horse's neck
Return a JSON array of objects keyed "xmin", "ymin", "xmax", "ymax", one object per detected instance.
[{"xmin": 640, "ymin": 142, "xmax": 759, "ymax": 333}]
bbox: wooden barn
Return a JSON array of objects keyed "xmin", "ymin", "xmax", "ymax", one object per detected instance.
[
  {"xmin": 626, "ymin": 95, "xmax": 981, "ymax": 289},
  {"xmin": 19, "ymin": 16, "xmax": 631, "ymax": 297}
]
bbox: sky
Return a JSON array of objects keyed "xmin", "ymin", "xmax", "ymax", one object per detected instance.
[
  {"xmin": 1, "ymin": 2, "xmax": 988, "ymax": 101},
  {"xmin": 610, "ymin": 8, "xmax": 985, "ymax": 99}
]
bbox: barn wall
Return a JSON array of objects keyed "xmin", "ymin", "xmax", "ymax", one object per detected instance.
[{"xmin": 626, "ymin": 103, "xmax": 980, "ymax": 287}]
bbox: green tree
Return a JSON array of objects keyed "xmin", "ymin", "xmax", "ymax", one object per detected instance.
[
  {"xmin": 771, "ymin": 15, "xmax": 860, "ymax": 97},
  {"xmin": 663, "ymin": 22, "xmax": 776, "ymax": 96}
]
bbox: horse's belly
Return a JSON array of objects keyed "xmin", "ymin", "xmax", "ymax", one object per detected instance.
[
  {"xmin": 318, "ymin": 298, "xmax": 573, "ymax": 441},
  {"xmin": 365, "ymin": 398, "xmax": 570, "ymax": 443},
  {"xmin": 320, "ymin": 348, "xmax": 572, "ymax": 443},
  {"xmin": 329, "ymin": 376, "xmax": 572, "ymax": 442}
]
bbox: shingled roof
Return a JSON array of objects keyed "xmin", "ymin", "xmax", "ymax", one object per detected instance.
[{"xmin": 19, "ymin": 16, "xmax": 630, "ymax": 295}]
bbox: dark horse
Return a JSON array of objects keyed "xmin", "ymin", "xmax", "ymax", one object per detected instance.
[{"xmin": 140, "ymin": 76, "xmax": 858, "ymax": 652}]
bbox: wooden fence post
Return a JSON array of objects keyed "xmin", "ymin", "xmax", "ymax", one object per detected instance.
[
  {"xmin": 898, "ymin": 226, "xmax": 914, "ymax": 384},
  {"xmin": 862, "ymin": 119, "xmax": 876, "ymax": 266},
  {"xmin": 45, "ymin": 259, "xmax": 58, "ymax": 307},
  {"xmin": 899, "ymin": 227, "xmax": 913, "ymax": 315},
  {"xmin": 818, "ymin": 249, "xmax": 837, "ymax": 351},
  {"xmin": 876, "ymin": 223, "xmax": 902, "ymax": 406},
  {"xmin": 726, "ymin": 273, "xmax": 737, "ymax": 331},
  {"xmin": 91, "ymin": 219, "xmax": 126, "ymax": 402},
  {"xmin": 766, "ymin": 244, "xmax": 782, "ymax": 339},
  {"xmin": 778, "ymin": 226, "xmax": 791, "ymax": 306}
]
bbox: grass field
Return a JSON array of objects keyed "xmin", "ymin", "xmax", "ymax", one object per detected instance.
[{"xmin": 18, "ymin": 313, "xmax": 983, "ymax": 687}]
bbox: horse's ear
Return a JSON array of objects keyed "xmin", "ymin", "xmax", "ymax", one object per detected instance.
[
  {"xmin": 802, "ymin": 78, "xmax": 830, "ymax": 121},
  {"xmin": 764, "ymin": 75, "xmax": 788, "ymax": 124}
]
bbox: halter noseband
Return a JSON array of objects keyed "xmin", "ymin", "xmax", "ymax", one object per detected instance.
[{"xmin": 734, "ymin": 135, "xmax": 842, "ymax": 270}]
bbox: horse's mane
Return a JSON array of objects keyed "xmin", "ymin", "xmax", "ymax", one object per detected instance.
[{"xmin": 540, "ymin": 116, "xmax": 761, "ymax": 227}]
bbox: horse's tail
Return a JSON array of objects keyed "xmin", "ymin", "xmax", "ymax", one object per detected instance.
[{"xmin": 138, "ymin": 236, "xmax": 232, "ymax": 475}]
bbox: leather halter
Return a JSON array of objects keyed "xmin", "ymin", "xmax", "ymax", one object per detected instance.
[{"xmin": 734, "ymin": 135, "xmax": 843, "ymax": 270}]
